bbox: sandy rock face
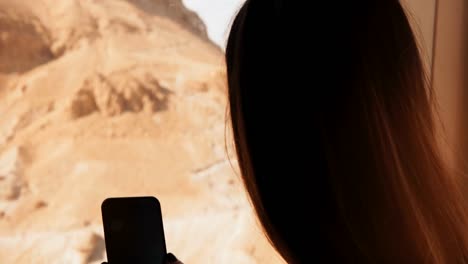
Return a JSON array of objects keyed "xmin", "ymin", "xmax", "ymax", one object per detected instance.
[
  {"xmin": 0, "ymin": 147, "xmax": 25, "ymax": 200},
  {"xmin": 65, "ymin": 71, "xmax": 170, "ymax": 119},
  {"xmin": 0, "ymin": 0, "xmax": 282, "ymax": 263},
  {"xmin": 0, "ymin": 8, "xmax": 53, "ymax": 73}
]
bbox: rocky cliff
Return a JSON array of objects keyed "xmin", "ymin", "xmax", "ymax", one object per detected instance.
[{"xmin": 0, "ymin": 0, "xmax": 281, "ymax": 263}]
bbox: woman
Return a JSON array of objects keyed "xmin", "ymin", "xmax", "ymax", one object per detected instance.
[
  {"xmin": 224, "ymin": 0, "xmax": 468, "ymax": 263},
  {"xmin": 108, "ymin": 1, "xmax": 468, "ymax": 263}
]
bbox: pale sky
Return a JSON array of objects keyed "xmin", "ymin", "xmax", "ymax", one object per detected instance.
[{"xmin": 182, "ymin": 0, "xmax": 246, "ymax": 48}]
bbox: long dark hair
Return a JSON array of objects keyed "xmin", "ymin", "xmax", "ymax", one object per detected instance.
[{"xmin": 226, "ymin": 1, "xmax": 468, "ymax": 263}]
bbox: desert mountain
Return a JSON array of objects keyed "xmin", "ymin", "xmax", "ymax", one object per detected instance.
[{"xmin": 0, "ymin": 0, "xmax": 281, "ymax": 263}]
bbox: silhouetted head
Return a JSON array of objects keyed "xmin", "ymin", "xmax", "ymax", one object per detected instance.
[{"xmin": 226, "ymin": 1, "xmax": 468, "ymax": 263}]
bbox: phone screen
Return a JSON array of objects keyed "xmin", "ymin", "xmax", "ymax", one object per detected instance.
[{"xmin": 101, "ymin": 196, "xmax": 167, "ymax": 264}]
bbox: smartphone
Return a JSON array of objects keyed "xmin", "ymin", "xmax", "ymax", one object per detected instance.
[{"xmin": 101, "ymin": 196, "xmax": 167, "ymax": 264}]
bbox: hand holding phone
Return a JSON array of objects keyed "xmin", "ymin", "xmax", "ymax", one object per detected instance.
[{"xmin": 101, "ymin": 196, "xmax": 168, "ymax": 264}]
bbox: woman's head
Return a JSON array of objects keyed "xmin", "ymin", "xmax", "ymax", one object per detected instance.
[{"xmin": 226, "ymin": 1, "xmax": 468, "ymax": 263}]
